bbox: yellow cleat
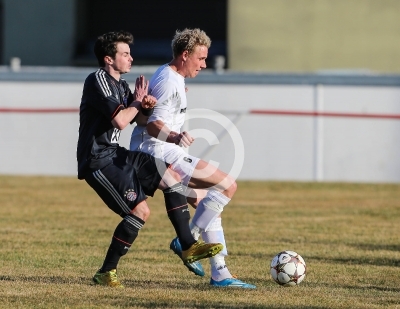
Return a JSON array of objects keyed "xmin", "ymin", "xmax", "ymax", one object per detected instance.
[
  {"xmin": 182, "ymin": 240, "xmax": 223, "ymax": 264},
  {"xmin": 93, "ymin": 269, "xmax": 124, "ymax": 288}
]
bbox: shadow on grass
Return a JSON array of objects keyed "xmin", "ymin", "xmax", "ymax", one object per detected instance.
[
  {"xmin": 0, "ymin": 276, "xmax": 328, "ymax": 309},
  {"xmin": 4, "ymin": 275, "xmax": 389, "ymax": 308},
  {"xmin": 0, "ymin": 274, "xmax": 89, "ymax": 284},
  {"xmin": 116, "ymin": 301, "xmax": 326, "ymax": 309},
  {"xmin": 308, "ymin": 255, "xmax": 400, "ymax": 267},
  {"xmin": 343, "ymin": 285, "xmax": 400, "ymax": 293},
  {"xmin": 0, "ymin": 293, "xmax": 329, "ymax": 309},
  {"xmin": 238, "ymin": 250, "xmax": 400, "ymax": 267},
  {"xmin": 350, "ymin": 243, "xmax": 400, "ymax": 252},
  {"xmin": 305, "ymin": 281, "xmax": 400, "ymax": 293},
  {"xmin": 243, "ymin": 241, "xmax": 400, "ymax": 267},
  {"xmin": 0, "ymin": 274, "xmax": 259, "ymax": 290},
  {"xmin": 0, "ymin": 275, "xmax": 260, "ymax": 292}
]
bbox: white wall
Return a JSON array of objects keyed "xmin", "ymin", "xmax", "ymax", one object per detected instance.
[
  {"xmin": 185, "ymin": 84, "xmax": 400, "ymax": 183},
  {"xmin": 0, "ymin": 82, "xmax": 81, "ymax": 176},
  {"xmin": 1, "ymin": 79, "xmax": 400, "ymax": 183}
]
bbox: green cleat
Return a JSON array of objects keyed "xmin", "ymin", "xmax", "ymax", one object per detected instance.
[
  {"xmin": 93, "ymin": 269, "xmax": 124, "ymax": 288},
  {"xmin": 182, "ymin": 240, "xmax": 223, "ymax": 264}
]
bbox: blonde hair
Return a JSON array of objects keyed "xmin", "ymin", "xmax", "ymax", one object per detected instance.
[{"xmin": 171, "ymin": 28, "xmax": 211, "ymax": 59}]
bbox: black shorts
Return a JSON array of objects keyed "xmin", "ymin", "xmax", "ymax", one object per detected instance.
[{"xmin": 85, "ymin": 148, "xmax": 168, "ymax": 217}]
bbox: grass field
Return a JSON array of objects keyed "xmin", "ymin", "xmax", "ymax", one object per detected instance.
[{"xmin": 0, "ymin": 176, "xmax": 400, "ymax": 309}]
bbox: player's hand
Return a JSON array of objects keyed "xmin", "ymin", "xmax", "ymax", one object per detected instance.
[
  {"xmin": 174, "ymin": 131, "xmax": 194, "ymax": 147},
  {"xmin": 133, "ymin": 75, "xmax": 149, "ymax": 102},
  {"xmin": 141, "ymin": 95, "xmax": 157, "ymax": 109}
]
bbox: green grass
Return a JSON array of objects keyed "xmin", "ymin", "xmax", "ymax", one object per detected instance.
[{"xmin": 1, "ymin": 176, "xmax": 400, "ymax": 308}]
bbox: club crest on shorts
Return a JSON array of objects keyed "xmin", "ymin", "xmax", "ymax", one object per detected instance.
[
  {"xmin": 183, "ymin": 157, "xmax": 192, "ymax": 163},
  {"xmin": 124, "ymin": 189, "xmax": 137, "ymax": 201}
]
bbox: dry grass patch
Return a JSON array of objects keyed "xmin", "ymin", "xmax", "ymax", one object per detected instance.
[{"xmin": 1, "ymin": 176, "xmax": 400, "ymax": 308}]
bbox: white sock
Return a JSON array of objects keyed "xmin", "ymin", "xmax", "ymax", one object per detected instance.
[
  {"xmin": 201, "ymin": 217, "xmax": 232, "ymax": 281},
  {"xmin": 201, "ymin": 217, "xmax": 227, "ymax": 255},
  {"xmin": 209, "ymin": 254, "xmax": 232, "ymax": 281},
  {"xmin": 191, "ymin": 190, "xmax": 230, "ymax": 231}
]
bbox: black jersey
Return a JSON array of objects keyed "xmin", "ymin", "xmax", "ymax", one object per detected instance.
[{"xmin": 77, "ymin": 68, "xmax": 134, "ymax": 179}]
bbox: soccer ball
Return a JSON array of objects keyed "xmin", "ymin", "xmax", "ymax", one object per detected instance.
[{"xmin": 270, "ymin": 250, "xmax": 306, "ymax": 286}]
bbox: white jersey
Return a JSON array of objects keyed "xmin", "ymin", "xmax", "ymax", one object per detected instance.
[
  {"xmin": 131, "ymin": 64, "xmax": 187, "ymax": 146},
  {"xmin": 130, "ymin": 64, "xmax": 199, "ymax": 185}
]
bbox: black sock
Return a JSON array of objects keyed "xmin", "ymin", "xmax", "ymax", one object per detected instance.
[
  {"xmin": 163, "ymin": 183, "xmax": 196, "ymax": 250},
  {"xmin": 100, "ymin": 214, "xmax": 144, "ymax": 272}
]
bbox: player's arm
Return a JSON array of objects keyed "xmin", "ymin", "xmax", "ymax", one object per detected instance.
[
  {"xmin": 147, "ymin": 120, "xmax": 193, "ymax": 147},
  {"xmin": 129, "ymin": 81, "xmax": 191, "ymax": 128},
  {"xmin": 112, "ymin": 98, "xmax": 155, "ymax": 130},
  {"xmin": 128, "ymin": 75, "xmax": 156, "ymax": 127},
  {"xmin": 112, "ymin": 75, "xmax": 156, "ymax": 130},
  {"xmin": 146, "ymin": 79, "xmax": 193, "ymax": 146},
  {"xmin": 131, "ymin": 109, "xmax": 152, "ymax": 127}
]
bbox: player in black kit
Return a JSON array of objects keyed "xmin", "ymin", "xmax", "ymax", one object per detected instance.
[{"xmin": 77, "ymin": 30, "xmax": 222, "ymax": 288}]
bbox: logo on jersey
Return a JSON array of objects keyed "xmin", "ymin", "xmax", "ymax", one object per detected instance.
[
  {"xmin": 183, "ymin": 157, "xmax": 192, "ymax": 163},
  {"xmin": 111, "ymin": 128, "xmax": 121, "ymax": 143},
  {"xmin": 180, "ymin": 108, "xmax": 187, "ymax": 114},
  {"xmin": 124, "ymin": 189, "xmax": 137, "ymax": 201}
]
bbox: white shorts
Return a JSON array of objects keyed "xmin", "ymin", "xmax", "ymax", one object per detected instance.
[{"xmin": 136, "ymin": 140, "xmax": 200, "ymax": 186}]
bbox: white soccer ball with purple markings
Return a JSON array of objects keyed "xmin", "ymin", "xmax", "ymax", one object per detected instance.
[{"xmin": 270, "ymin": 250, "xmax": 306, "ymax": 286}]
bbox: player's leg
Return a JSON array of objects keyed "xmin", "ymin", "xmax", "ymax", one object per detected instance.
[
  {"xmin": 187, "ymin": 159, "xmax": 237, "ymax": 238},
  {"xmin": 159, "ymin": 167, "xmax": 199, "ymax": 251},
  {"xmin": 186, "ymin": 190, "xmax": 230, "ymax": 278},
  {"xmin": 133, "ymin": 145, "xmax": 226, "ymax": 275},
  {"xmin": 130, "ymin": 150, "xmax": 197, "ymax": 250},
  {"xmin": 130, "ymin": 151, "xmax": 223, "ymax": 264},
  {"xmin": 186, "ymin": 164, "xmax": 256, "ymax": 288},
  {"xmin": 91, "ymin": 200, "xmax": 149, "ymax": 288},
  {"xmin": 186, "ymin": 189, "xmax": 232, "ymax": 279},
  {"xmin": 165, "ymin": 155, "xmax": 233, "ymax": 277},
  {"xmin": 85, "ymin": 163, "xmax": 150, "ymax": 288}
]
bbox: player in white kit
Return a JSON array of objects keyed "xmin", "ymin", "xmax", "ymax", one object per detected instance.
[{"xmin": 130, "ymin": 28, "xmax": 255, "ymax": 289}]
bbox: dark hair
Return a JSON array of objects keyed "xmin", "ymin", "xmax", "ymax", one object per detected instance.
[{"xmin": 94, "ymin": 31, "xmax": 134, "ymax": 67}]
